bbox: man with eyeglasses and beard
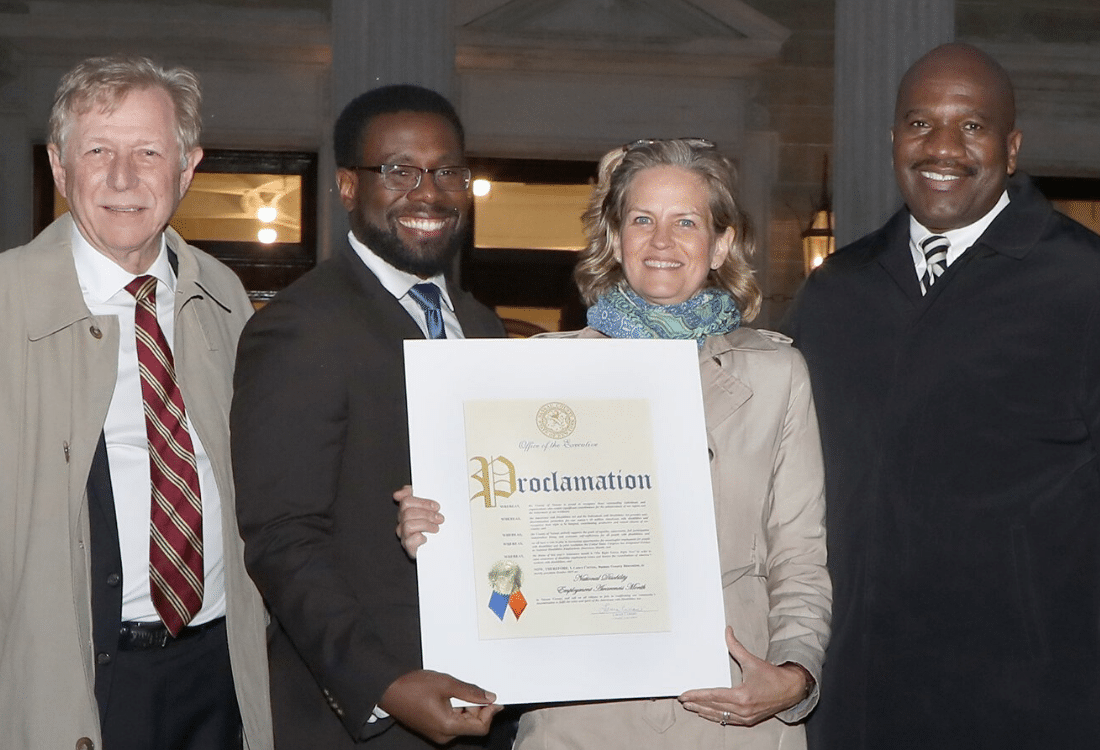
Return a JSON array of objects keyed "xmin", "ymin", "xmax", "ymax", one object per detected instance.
[{"xmin": 231, "ymin": 84, "xmax": 506, "ymax": 750}]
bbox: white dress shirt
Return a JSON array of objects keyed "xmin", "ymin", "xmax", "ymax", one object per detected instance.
[
  {"xmin": 909, "ymin": 190, "xmax": 1010, "ymax": 282},
  {"xmin": 72, "ymin": 227, "xmax": 226, "ymax": 625},
  {"xmin": 347, "ymin": 230, "xmax": 466, "ymax": 339}
]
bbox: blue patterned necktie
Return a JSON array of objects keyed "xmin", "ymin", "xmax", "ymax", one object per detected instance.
[
  {"xmin": 920, "ymin": 234, "xmax": 949, "ymax": 294},
  {"xmin": 407, "ymin": 282, "xmax": 446, "ymax": 339}
]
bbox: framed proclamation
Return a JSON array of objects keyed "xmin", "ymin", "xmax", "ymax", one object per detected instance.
[{"xmin": 405, "ymin": 338, "xmax": 730, "ymax": 705}]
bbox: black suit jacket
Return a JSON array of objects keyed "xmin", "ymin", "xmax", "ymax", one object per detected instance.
[
  {"xmin": 232, "ymin": 242, "xmax": 506, "ymax": 749},
  {"xmin": 785, "ymin": 174, "xmax": 1100, "ymax": 749},
  {"xmin": 88, "ymin": 433, "xmax": 122, "ymax": 724}
]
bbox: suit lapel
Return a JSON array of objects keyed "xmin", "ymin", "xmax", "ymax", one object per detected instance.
[
  {"xmin": 875, "ymin": 211, "xmax": 924, "ymax": 306},
  {"xmin": 449, "ymin": 280, "xmax": 499, "ymax": 338},
  {"xmin": 334, "ymin": 240, "xmax": 502, "ymax": 340},
  {"xmin": 335, "ymin": 243, "xmax": 426, "ymax": 339}
]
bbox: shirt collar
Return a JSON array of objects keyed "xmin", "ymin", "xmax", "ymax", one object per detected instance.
[
  {"xmin": 70, "ymin": 224, "xmax": 174, "ymax": 304},
  {"xmin": 346, "ymin": 230, "xmax": 453, "ymax": 311},
  {"xmin": 909, "ymin": 189, "xmax": 1010, "ymax": 258}
]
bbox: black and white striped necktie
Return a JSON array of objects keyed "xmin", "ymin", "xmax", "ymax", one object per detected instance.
[{"xmin": 920, "ymin": 234, "xmax": 949, "ymax": 294}]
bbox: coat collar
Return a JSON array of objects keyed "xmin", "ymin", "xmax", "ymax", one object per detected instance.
[
  {"xmin": 976, "ymin": 172, "xmax": 1055, "ymax": 260},
  {"xmin": 874, "ymin": 172, "xmax": 1052, "ymax": 267},
  {"xmin": 864, "ymin": 172, "xmax": 1051, "ymax": 302},
  {"xmin": 167, "ymin": 224, "xmax": 236, "ymax": 314},
  {"xmin": 700, "ymin": 325, "xmax": 780, "ymax": 357},
  {"xmin": 698, "ymin": 328, "xmax": 768, "ymax": 430},
  {"xmin": 24, "ymin": 214, "xmax": 236, "ymax": 340},
  {"xmin": 554, "ymin": 325, "xmax": 767, "ymax": 431},
  {"xmin": 23, "ymin": 215, "xmax": 90, "ymax": 340},
  {"xmin": 874, "ymin": 210, "xmax": 923, "ymax": 301}
]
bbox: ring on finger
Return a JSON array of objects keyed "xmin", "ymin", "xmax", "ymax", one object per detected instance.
[{"xmin": 720, "ymin": 711, "xmax": 729, "ymax": 726}]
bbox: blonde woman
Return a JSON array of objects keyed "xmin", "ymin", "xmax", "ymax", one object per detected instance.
[{"xmin": 399, "ymin": 138, "xmax": 830, "ymax": 749}]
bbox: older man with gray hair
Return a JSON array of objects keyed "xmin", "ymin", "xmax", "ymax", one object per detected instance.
[{"xmin": 0, "ymin": 55, "xmax": 272, "ymax": 750}]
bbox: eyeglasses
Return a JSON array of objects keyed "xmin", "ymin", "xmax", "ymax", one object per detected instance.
[
  {"xmin": 621, "ymin": 137, "xmax": 717, "ymax": 152},
  {"xmin": 351, "ymin": 163, "xmax": 472, "ymax": 192}
]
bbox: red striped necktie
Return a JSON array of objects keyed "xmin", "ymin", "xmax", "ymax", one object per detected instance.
[{"xmin": 125, "ymin": 275, "xmax": 204, "ymax": 636}]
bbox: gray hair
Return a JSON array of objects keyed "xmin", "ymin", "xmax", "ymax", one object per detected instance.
[{"xmin": 48, "ymin": 55, "xmax": 202, "ymax": 167}]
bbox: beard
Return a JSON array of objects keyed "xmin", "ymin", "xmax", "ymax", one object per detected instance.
[{"xmin": 353, "ymin": 214, "xmax": 469, "ymax": 278}]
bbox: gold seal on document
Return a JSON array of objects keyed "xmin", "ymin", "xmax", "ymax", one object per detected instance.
[
  {"xmin": 489, "ymin": 561, "xmax": 523, "ymax": 595},
  {"xmin": 536, "ymin": 402, "xmax": 576, "ymax": 439}
]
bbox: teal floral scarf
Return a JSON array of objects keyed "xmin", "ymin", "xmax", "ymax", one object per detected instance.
[{"xmin": 587, "ymin": 284, "xmax": 741, "ymax": 347}]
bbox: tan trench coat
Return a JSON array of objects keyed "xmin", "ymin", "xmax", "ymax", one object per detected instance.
[
  {"xmin": 516, "ymin": 326, "xmax": 831, "ymax": 750},
  {"xmin": 0, "ymin": 215, "xmax": 274, "ymax": 750}
]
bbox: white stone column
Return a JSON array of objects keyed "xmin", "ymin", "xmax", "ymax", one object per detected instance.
[
  {"xmin": 325, "ymin": 0, "xmax": 457, "ymax": 258},
  {"xmin": 741, "ymin": 130, "xmax": 780, "ymax": 328},
  {"xmin": 0, "ymin": 110, "xmax": 34, "ymax": 252},
  {"xmin": 833, "ymin": 0, "xmax": 954, "ymax": 245},
  {"xmin": 0, "ymin": 41, "xmax": 33, "ymax": 251},
  {"xmin": 331, "ymin": 0, "xmax": 456, "ymax": 111}
]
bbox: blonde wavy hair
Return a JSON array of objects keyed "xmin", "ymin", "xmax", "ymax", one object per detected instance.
[{"xmin": 574, "ymin": 138, "xmax": 759, "ymax": 321}]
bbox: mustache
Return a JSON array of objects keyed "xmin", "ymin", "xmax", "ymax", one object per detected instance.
[{"xmin": 911, "ymin": 160, "xmax": 978, "ymax": 177}]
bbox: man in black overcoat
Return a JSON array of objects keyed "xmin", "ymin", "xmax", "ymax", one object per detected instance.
[
  {"xmin": 231, "ymin": 85, "xmax": 506, "ymax": 749},
  {"xmin": 785, "ymin": 43, "xmax": 1100, "ymax": 749}
]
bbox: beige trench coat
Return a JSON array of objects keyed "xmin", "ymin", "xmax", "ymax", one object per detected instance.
[
  {"xmin": 0, "ymin": 215, "xmax": 274, "ymax": 750},
  {"xmin": 516, "ymin": 326, "xmax": 831, "ymax": 750}
]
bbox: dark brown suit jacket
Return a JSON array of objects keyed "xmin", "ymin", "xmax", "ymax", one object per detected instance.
[{"xmin": 232, "ymin": 241, "xmax": 506, "ymax": 749}]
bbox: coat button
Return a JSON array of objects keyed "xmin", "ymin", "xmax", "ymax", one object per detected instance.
[
  {"xmin": 96, "ymin": 652, "xmax": 111, "ymax": 665},
  {"xmin": 106, "ymin": 573, "xmax": 121, "ymax": 587},
  {"xmin": 76, "ymin": 738, "xmax": 94, "ymax": 750},
  {"xmin": 89, "ymin": 325, "xmax": 102, "ymax": 339}
]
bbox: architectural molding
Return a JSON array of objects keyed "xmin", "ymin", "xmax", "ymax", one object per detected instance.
[
  {"xmin": 0, "ymin": 3, "xmax": 329, "ymax": 64},
  {"xmin": 832, "ymin": 0, "xmax": 954, "ymax": 245},
  {"xmin": 982, "ymin": 41, "xmax": 1100, "ymax": 176},
  {"xmin": 456, "ymin": 0, "xmax": 788, "ymax": 77}
]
